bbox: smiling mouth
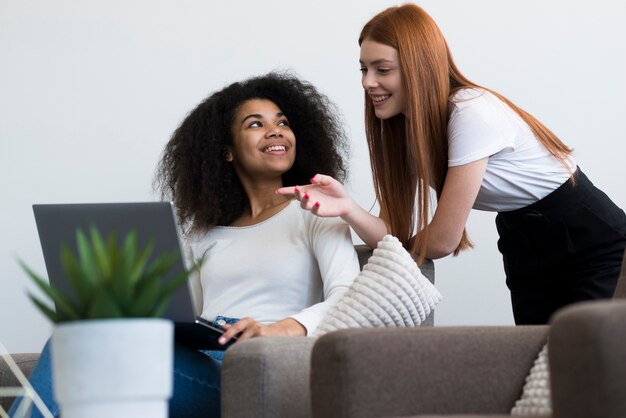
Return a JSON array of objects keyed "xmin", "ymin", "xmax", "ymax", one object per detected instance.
[
  {"xmin": 371, "ymin": 95, "xmax": 390, "ymax": 104},
  {"xmin": 262, "ymin": 145, "xmax": 287, "ymax": 153}
]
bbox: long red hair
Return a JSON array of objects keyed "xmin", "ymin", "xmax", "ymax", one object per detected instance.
[{"xmin": 359, "ymin": 4, "xmax": 573, "ymax": 262}]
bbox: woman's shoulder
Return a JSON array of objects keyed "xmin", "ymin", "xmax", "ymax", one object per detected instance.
[
  {"xmin": 448, "ymin": 88, "xmax": 515, "ymax": 126},
  {"xmin": 450, "ymin": 87, "xmax": 484, "ymax": 102},
  {"xmin": 183, "ymin": 226, "xmax": 208, "ymax": 240},
  {"xmin": 449, "ymin": 87, "xmax": 502, "ymax": 109},
  {"xmin": 182, "ymin": 227, "xmax": 212, "ymax": 252}
]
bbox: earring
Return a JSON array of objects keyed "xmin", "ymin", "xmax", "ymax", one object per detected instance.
[{"xmin": 225, "ymin": 152, "xmax": 233, "ymax": 162}]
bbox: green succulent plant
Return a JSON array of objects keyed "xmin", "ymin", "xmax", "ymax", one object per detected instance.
[{"xmin": 20, "ymin": 226, "xmax": 197, "ymax": 323}]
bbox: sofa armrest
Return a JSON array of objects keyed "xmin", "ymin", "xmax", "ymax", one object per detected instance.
[
  {"xmin": 221, "ymin": 336, "xmax": 317, "ymax": 418},
  {"xmin": 0, "ymin": 353, "xmax": 40, "ymax": 411},
  {"xmin": 549, "ymin": 299, "xmax": 626, "ymax": 418},
  {"xmin": 310, "ymin": 326, "xmax": 548, "ymax": 418}
]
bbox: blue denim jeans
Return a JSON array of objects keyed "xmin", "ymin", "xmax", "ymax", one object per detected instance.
[{"xmin": 9, "ymin": 340, "xmax": 224, "ymax": 418}]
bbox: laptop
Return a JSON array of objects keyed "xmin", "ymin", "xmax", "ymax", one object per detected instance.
[{"xmin": 32, "ymin": 202, "xmax": 236, "ymax": 350}]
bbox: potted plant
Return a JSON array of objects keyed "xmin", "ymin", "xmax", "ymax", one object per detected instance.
[{"xmin": 20, "ymin": 226, "xmax": 196, "ymax": 418}]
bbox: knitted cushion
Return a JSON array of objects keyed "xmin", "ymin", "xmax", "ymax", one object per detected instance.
[
  {"xmin": 313, "ymin": 235, "xmax": 442, "ymax": 336},
  {"xmin": 510, "ymin": 343, "xmax": 552, "ymax": 416}
]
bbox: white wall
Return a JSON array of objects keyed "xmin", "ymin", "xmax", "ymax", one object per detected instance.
[{"xmin": 1, "ymin": 0, "xmax": 624, "ymax": 352}]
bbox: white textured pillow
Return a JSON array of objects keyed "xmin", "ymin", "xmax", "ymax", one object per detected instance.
[
  {"xmin": 510, "ymin": 343, "xmax": 552, "ymax": 416},
  {"xmin": 313, "ymin": 235, "xmax": 442, "ymax": 336}
]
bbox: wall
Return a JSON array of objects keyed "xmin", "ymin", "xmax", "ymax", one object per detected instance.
[{"xmin": 1, "ymin": 0, "xmax": 624, "ymax": 352}]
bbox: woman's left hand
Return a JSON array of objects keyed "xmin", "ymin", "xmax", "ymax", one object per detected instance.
[{"xmin": 218, "ymin": 317, "xmax": 306, "ymax": 345}]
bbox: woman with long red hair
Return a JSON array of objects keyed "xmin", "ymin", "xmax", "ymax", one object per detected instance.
[{"xmin": 278, "ymin": 3, "xmax": 626, "ymax": 325}]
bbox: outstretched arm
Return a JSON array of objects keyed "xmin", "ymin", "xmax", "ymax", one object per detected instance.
[
  {"xmin": 276, "ymin": 174, "xmax": 389, "ymax": 248},
  {"xmin": 276, "ymin": 157, "xmax": 486, "ymax": 257}
]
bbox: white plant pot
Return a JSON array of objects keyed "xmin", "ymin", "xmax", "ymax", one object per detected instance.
[{"xmin": 51, "ymin": 319, "xmax": 173, "ymax": 418}]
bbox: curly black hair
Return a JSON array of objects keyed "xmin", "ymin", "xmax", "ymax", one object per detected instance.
[{"xmin": 154, "ymin": 72, "xmax": 349, "ymax": 231}]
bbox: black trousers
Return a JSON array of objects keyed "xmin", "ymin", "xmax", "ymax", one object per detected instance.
[{"xmin": 496, "ymin": 168, "xmax": 626, "ymax": 325}]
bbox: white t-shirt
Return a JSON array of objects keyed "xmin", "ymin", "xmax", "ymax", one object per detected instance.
[
  {"xmin": 184, "ymin": 200, "xmax": 360, "ymax": 335},
  {"xmin": 448, "ymin": 88, "xmax": 576, "ymax": 212}
]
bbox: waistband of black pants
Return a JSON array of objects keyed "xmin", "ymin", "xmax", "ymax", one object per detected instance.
[{"xmin": 496, "ymin": 167, "xmax": 593, "ymax": 223}]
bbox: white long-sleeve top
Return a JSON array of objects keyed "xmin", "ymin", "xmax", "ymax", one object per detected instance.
[{"xmin": 184, "ymin": 200, "xmax": 360, "ymax": 335}]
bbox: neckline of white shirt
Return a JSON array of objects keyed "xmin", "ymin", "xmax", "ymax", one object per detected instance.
[{"xmin": 213, "ymin": 199, "xmax": 299, "ymax": 230}]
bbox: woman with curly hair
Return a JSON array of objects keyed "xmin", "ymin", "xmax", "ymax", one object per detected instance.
[
  {"xmin": 11, "ymin": 72, "xmax": 360, "ymax": 418},
  {"xmin": 157, "ymin": 71, "xmax": 350, "ymax": 232}
]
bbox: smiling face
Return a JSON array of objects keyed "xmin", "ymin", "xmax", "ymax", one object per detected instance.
[
  {"xmin": 228, "ymin": 98, "xmax": 296, "ymax": 185},
  {"xmin": 359, "ymin": 38, "xmax": 406, "ymax": 119}
]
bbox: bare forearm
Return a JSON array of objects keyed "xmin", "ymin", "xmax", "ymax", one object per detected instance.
[
  {"xmin": 221, "ymin": 317, "xmax": 306, "ymax": 344},
  {"xmin": 271, "ymin": 318, "xmax": 307, "ymax": 336},
  {"xmin": 421, "ymin": 158, "xmax": 488, "ymax": 259},
  {"xmin": 341, "ymin": 203, "xmax": 389, "ymax": 249},
  {"xmin": 422, "ymin": 231, "xmax": 458, "ymax": 260}
]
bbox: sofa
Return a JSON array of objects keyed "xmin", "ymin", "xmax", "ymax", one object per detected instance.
[
  {"xmin": 0, "ymin": 245, "xmax": 435, "ymax": 416},
  {"xmin": 3, "ymin": 302, "xmax": 615, "ymax": 418},
  {"xmin": 223, "ymin": 250, "xmax": 626, "ymax": 418},
  {"xmin": 220, "ymin": 246, "xmax": 435, "ymax": 418},
  {"xmin": 306, "ymin": 246, "xmax": 626, "ymax": 418},
  {"xmin": 4, "ymin": 246, "xmax": 626, "ymax": 418},
  {"xmin": 310, "ymin": 298, "xmax": 626, "ymax": 418}
]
